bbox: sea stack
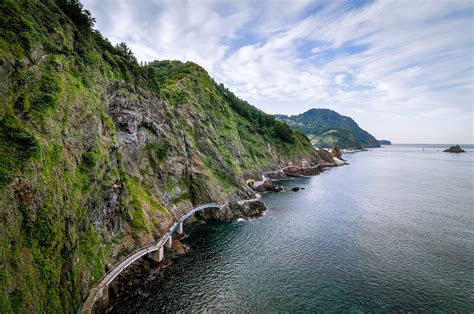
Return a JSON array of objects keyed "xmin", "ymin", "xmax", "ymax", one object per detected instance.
[{"xmin": 443, "ymin": 145, "xmax": 465, "ymax": 153}]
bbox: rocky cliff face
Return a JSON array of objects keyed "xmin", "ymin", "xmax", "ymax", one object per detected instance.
[{"xmin": 0, "ymin": 1, "xmax": 334, "ymax": 312}]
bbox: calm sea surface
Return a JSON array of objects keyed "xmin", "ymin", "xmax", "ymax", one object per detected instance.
[{"xmin": 116, "ymin": 144, "xmax": 474, "ymax": 312}]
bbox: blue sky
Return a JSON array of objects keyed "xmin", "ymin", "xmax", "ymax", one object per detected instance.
[{"xmin": 82, "ymin": 0, "xmax": 473, "ymax": 144}]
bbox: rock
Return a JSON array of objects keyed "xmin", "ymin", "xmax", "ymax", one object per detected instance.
[
  {"xmin": 379, "ymin": 140, "xmax": 391, "ymax": 145},
  {"xmin": 274, "ymin": 185, "xmax": 284, "ymax": 193},
  {"xmin": 333, "ymin": 157, "xmax": 347, "ymax": 166},
  {"xmin": 443, "ymin": 145, "xmax": 465, "ymax": 153},
  {"xmin": 198, "ymin": 199, "xmax": 267, "ymax": 222},
  {"xmin": 253, "ymin": 179, "xmax": 274, "ymax": 192},
  {"xmin": 291, "ymin": 187, "xmax": 300, "ymax": 192},
  {"xmin": 301, "ymin": 165, "xmax": 323, "ymax": 176},
  {"xmin": 263, "ymin": 170, "xmax": 287, "ymax": 179},
  {"xmin": 282, "ymin": 166, "xmax": 304, "ymax": 177},
  {"xmin": 172, "ymin": 239, "xmax": 188, "ymax": 255},
  {"xmin": 331, "ymin": 144, "xmax": 343, "ymax": 159}
]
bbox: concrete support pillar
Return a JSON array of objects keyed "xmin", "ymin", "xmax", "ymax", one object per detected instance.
[
  {"xmin": 165, "ymin": 235, "xmax": 172, "ymax": 248},
  {"xmin": 98, "ymin": 284, "xmax": 109, "ymax": 312},
  {"xmin": 158, "ymin": 246, "xmax": 164, "ymax": 262},
  {"xmin": 148, "ymin": 246, "xmax": 164, "ymax": 263},
  {"xmin": 177, "ymin": 222, "xmax": 183, "ymax": 235}
]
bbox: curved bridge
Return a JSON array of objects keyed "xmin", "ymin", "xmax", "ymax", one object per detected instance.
[{"xmin": 81, "ymin": 203, "xmax": 221, "ymax": 313}]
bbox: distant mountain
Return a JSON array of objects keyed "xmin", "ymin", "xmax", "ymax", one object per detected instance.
[
  {"xmin": 379, "ymin": 140, "xmax": 392, "ymax": 145},
  {"xmin": 275, "ymin": 109, "xmax": 380, "ymax": 149}
]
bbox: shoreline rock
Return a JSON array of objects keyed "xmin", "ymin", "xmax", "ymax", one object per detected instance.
[
  {"xmin": 443, "ymin": 145, "xmax": 465, "ymax": 153},
  {"xmin": 198, "ymin": 198, "xmax": 266, "ymax": 222}
]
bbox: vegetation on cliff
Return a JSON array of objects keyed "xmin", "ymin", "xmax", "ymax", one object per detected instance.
[
  {"xmin": 276, "ymin": 108, "xmax": 380, "ymax": 149},
  {"xmin": 0, "ymin": 0, "xmax": 324, "ymax": 312}
]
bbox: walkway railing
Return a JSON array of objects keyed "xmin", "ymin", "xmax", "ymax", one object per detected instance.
[{"xmin": 81, "ymin": 203, "xmax": 221, "ymax": 313}]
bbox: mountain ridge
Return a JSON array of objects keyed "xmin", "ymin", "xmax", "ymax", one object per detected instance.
[{"xmin": 276, "ymin": 108, "xmax": 380, "ymax": 149}]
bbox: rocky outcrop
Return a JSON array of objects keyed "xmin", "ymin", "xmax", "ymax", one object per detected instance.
[
  {"xmin": 333, "ymin": 157, "xmax": 347, "ymax": 166},
  {"xmin": 263, "ymin": 169, "xmax": 287, "ymax": 180},
  {"xmin": 198, "ymin": 199, "xmax": 266, "ymax": 222},
  {"xmin": 331, "ymin": 144, "xmax": 343, "ymax": 159},
  {"xmin": 443, "ymin": 145, "xmax": 465, "ymax": 153},
  {"xmin": 252, "ymin": 178, "xmax": 274, "ymax": 192}
]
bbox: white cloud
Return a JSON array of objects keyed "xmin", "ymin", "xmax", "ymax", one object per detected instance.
[
  {"xmin": 334, "ymin": 74, "xmax": 346, "ymax": 85},
  {"xmin": 82, "ymin": 0, "xmax": 474, "ymax": 143}
]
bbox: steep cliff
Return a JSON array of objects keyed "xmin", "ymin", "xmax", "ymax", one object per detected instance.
[
  {"xmin": 0, "ymin": 1, "xmax": 331, "ymax": 312},
  {"xmin": 276, "ymin": 108, "xmax": 380, "ymax": 149}
]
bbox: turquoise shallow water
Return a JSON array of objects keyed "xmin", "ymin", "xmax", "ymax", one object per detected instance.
[{"xmin": 115, "ymin": 145, "xmax": 474, "ymax": 312}]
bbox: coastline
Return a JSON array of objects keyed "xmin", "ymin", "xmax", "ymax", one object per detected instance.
[{"xmin": 104, "ymin": 157, "xmax": 347, "ymax": 311}]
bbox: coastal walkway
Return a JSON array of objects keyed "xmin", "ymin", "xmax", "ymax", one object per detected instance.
[{"xmin": 81, "ymin": 203, "xmax": 222, "ymax": 313}]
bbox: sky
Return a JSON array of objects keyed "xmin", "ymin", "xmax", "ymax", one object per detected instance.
[{"xmin": 82, "ymin": 0, "xmax": 474, "ymax": 144}]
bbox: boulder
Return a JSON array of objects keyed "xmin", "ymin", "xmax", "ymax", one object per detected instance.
[
  {"xmin": 291, "ymin": 187, "xmax": 300, "ymax": 192},
  {"xmin": 253, "ymin": 179, "xmax": 274, "ymax": 192},
  {"xmin": 443, "ymin": 145, "xmax": 465, "ymax": 153},
  {"xmin": 198, "ymin": 199, "xmax": 267, "ymax": 222},
  {"xmin": 172, "ymin": 239, "xmax": 188, "ymax": 255},
  {"xmin": 274, "ymin": 185, "xmax": 284, "ymax": 193}
]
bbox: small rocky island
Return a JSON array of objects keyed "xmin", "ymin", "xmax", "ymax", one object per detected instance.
[{"xmin": 443, "ymin": 145, "xmax": 465, "ymax": 153}]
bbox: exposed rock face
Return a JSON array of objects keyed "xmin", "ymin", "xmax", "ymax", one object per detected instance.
[
  {"xmin": 331, "ymin": 144, "xmax": 343, "ymax": 159},
  {"xmin": 443, "ymin": 145, "xmax": 465, "ymax": 153},
  {"xmin": 253, "ymin": 179, "xmax": 275, "ymax": 192},
  {"xmin": 172, "ymin": 239, "xmax": 189, "ymax": 255},
  {"xmin": 198, "ymin": 199, "xmax": 266, "ymax": 222},
  {"xmin": 333, "ymin": 157, "xmax": 347, "ymax": 166},
  {"xmin": 264, "ymin": 170, "xmax": 287, "ymax": 180}
]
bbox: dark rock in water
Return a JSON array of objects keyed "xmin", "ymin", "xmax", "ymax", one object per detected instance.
[
  {"xmin": 291, "ymin": 187, "xmax": 300, "ymax": 192},
  {"xmin": 301, "ymin": 187, "xmax": 306, "ymax": 190},
  {"xmin": 443, "ymin": 145, "xmax": 465, "ymax": 153},
  {"xmin": 274, "ymin": 186, "xmax": 284, "ymax": 193}
]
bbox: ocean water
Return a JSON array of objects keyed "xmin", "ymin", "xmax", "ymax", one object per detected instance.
[{"xmin": 114, "ymin": 144, "xmax": 474, "ymax": 312}]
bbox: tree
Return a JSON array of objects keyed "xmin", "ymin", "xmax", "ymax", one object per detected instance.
[
  {"xmin": 57, "ymin": 0, "xmax": 95, "ymax": 30},
  {"xmin": 272, "ymin": 121, "xmax": 295, "ymax": 143},
  {"xmin": 115, "ymin": 42, "xmax": 137, "ymax": 64}
]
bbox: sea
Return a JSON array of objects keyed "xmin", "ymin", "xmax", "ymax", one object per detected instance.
[{"xmin": 114, "ymin": 144, "xmax": 474, "ymax": 312}]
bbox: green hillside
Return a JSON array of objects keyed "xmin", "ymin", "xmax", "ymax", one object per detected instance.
[{"xmin": 276, "ymin": 108, "xmax": 380, "ymax": 149}]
